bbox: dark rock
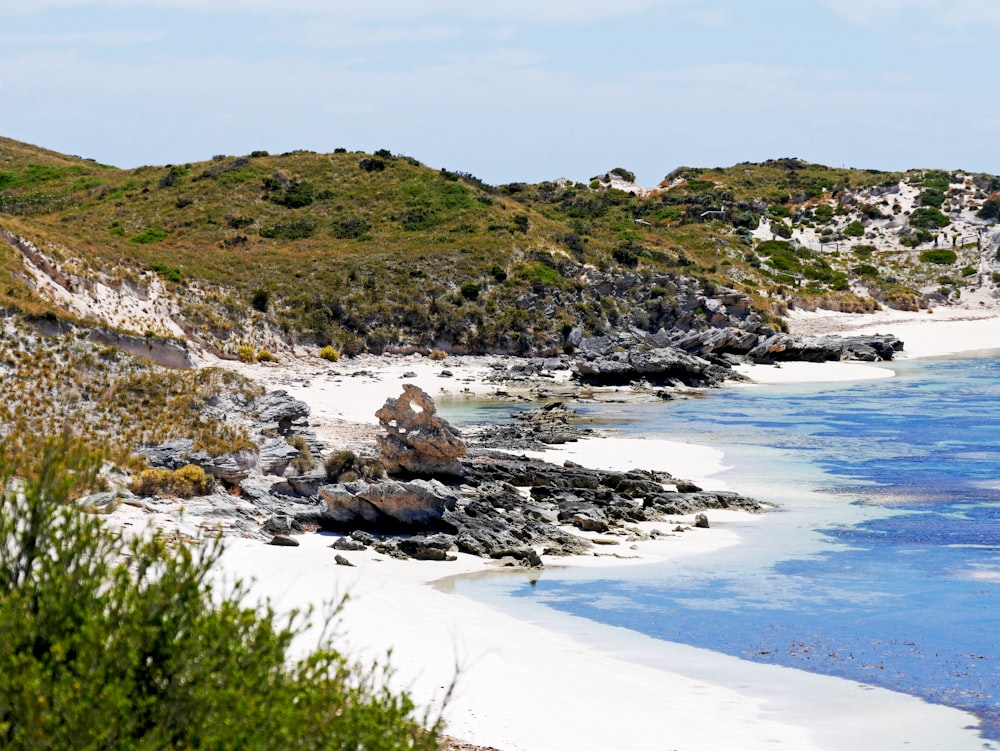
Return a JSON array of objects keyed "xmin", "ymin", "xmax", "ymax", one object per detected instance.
[
  {"xmin": 749, "ymin": 333, "xmax": 902, "ymax": 364},
  {"xmin": 351, "ymin": 530, "xmax": 376, "ymax": 545},
  {"xmin": 572, "ymin": 345, "xmax": 723, "ymax": 388},
  {"xmin": 331, "ymin": 537, "xmax": 367, "ymax": 551},
  {"xmin": 571, "ymin": 511, "xmax": 609, "ymax": 533},
  {"xmin": 334, "ymin": 554, "xmax": 355, "ymax": 567},
  {"xmin": 694, "ymin": 513, "xmax": 710, "ymax": 528},
  {"xmin": 268, "ymin": 535, "xmax": 300, "ymax": 547},
  {"xmin": 397, "ymin": 534, "xmax": 457, "ymax": 561},
  {"xmin": 262, "ymin": 514, "xmax": 304, "ymax": 535}
]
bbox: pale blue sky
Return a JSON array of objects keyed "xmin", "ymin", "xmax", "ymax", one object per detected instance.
[{"xmin": 1, "ymin": 0, "xmax": 998, "ymax": 185}]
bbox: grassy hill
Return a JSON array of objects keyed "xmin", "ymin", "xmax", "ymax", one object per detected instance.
[{"xmin": 2, "ymin": 138, "xmax": 999, "ymax": 358}]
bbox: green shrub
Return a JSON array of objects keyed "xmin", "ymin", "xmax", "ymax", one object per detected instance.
[
  {"xmin": 813, "ymin": 205, "xmax": 834, "ymax": 223},
  {"xmin": 919, "ymin": 188, "xmax": 946, "ymax": 208},
  {"xmin": 919, "ymin": 170, "xmax": 951, "ymax": 192},
  {"xmin": 260, "ymin": 219, "xmax": 317, "ymax": 240},
  {"xmin": 920, "ymin": 249, "xmax": 957, "ymax": 265},
  {"xmin": 0, "ymin": 438, "xmax": 441, "ymax": 751},
  {"xmin": 130, "ymin": 228, "xmax": 169, "ymax": 244},
  {"xmin": 516, "ymin": 262, "xmax": 561, "ymax": 287},
  {"xmin": 910, "ymin": 207, "xmax": 950, "ymax": 229},
  {"xmin": 961, "ymin": 266, "xmax": 977, "ymax": 278},
  {"xmin": 732, "ymin": 211, "xmax": 759, "ymax": 230},
  {"xmin": 756, "ymin": 240, "xmax": 794, "ymax": 256},
  {"xmin": 900, "ymin": 228, "xmax": 934, "ymax": 247},
  {"xmin": 610, "ymin": 167, "xmax": 636, "ymax": 183},
  {"xmin": 460, "ymin": 283, "xmax": 480, "ymax": 301},
  {"xmin": 843, "ymin": 220, "xmax": 865, "ymax": 238},
  {"xmin": 359, "ymin": 158, "xmax": 386, "ymax": 172},
  {"xmin": 251, "ymin": 288, "xmax": 269, "ymax": 312},
  {"xmin": 770, "ymin": 221, "xmax": 792, "ymax": 239},
  {"xmin": 236, "ymin": 345, "xmax": 256, "ymax": 363},
  {"xmin": 227, "ymin": 216, "xmax": 256, "ymax": 229},
  {"xmin": 852, "ymin": 264, "xmax": 879, "ymax": 278},
  {"xmin": 318, "ymin": 345, "xmax": 340, "ymax": 362},
  {"xmin": 333, "ymin": 215, "xmax": 371, "ymax": 239},
  {"xmin": 978, "ymin": 196, "xmax": 1000, "ymax": 220},
  {"xmin": 149, "ymin": 261, "xmax": 182, "ymax": 283},
  {"xmin": 257, "ymin": 349, "xmax": 279, "ymax": 362},
  {"xmin": 276, "ymin": 180, "xmax": 315, "ymax": 208}
]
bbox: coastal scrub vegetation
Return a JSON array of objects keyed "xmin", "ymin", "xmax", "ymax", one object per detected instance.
[
  {"xmin": 0, "ymin": 436, "xmax": 443, "ymax": 750},
  {"xmin": 1, "ymin": 138, "xmax": 998, "ymax": 355},
  {"xmin": 0, "ymin": 321, "xmax": 261, "ymax": 467}
]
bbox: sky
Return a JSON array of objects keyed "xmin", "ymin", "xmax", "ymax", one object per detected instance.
[{"xmin": 1, "ymin": 0, "xmax": 998, "ymax": 187}]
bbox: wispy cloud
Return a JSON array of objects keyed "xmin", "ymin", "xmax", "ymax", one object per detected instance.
[
  {"xmin": 0, "ymin": 29, "xmax": 166, "ymax": 45},
  {"xmin": 823, "ymin": 0, "xmax": 1000, "ymax": 26},
  {"xmin": 0, "ymin": 0, "xmax": 696, "ymax": 23},
  {"xmin": 280, "ymin": 23, "xmax": 461, "ymax": 49}
]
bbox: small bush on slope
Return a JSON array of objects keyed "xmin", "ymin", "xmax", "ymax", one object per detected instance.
[{"xmin": 0, "ymin": 437, "xmax": 443, "ymax": 751}]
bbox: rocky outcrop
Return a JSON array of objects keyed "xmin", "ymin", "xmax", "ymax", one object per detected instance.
[
  {"xmin": 566, "ymin": 327, "xmax": 903, "ymax": 387},
  {"xmin": 319, "ymin": 478, "xmax": 460, "ymax": 530},
  {"xmin": 748, "ymin": 333, "xmax": 903, "ymax": 363},
  {"xmin": 128, "ymin": 369, "xmax": 774, "ymax": 564},
  {"xmin": 85, "ymin": 329, "xmax": 195, "ymax": 369},
  {"xmin": 572, "ymin": 338, "xmax": 728, "ymax": 387},
  {"xmin": 254, "ymin": 390, "xmax": 311, "ymax": 434},
  {"xmin": 376, "ymin": 384, "xmax": 467, "ymax": 478},
  {"xmin": 258, "ymin": 437, "xmax": 302, "ymax": 475},
  {"xmin": 136, "ymin": 438, "xmax": 257, "ymax": 484},
  {"xmin": 137, "ymin": 389, "xmax": 315, "ymax": 485}
]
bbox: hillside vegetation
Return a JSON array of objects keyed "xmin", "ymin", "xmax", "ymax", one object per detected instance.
[{"xmin": 2, "ymin": 137, "xmax": 1000, "ymax": 359}]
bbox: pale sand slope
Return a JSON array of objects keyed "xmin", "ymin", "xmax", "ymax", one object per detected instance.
[{"xmin": 206, "ymin": 311, "xmax": 1000, "ymax": 750}]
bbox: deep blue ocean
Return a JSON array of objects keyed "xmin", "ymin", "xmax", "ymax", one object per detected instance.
[{"xmin": 443, "ymin": 354, "xmax": 1000, "ymax": 742}]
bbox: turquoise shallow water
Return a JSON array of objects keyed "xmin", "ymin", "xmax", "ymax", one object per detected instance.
[{"xmin": 441, "ymin": 354, "xmax": 1000, "ymax": 742}]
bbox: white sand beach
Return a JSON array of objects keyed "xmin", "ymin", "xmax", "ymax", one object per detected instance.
[{"xmin": 205, "ymin": 307, "xmax": 1000, "ymax": 751}]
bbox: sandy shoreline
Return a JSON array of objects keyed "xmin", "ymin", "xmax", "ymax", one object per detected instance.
[{"xmin": 205, "ymin": 307, "xmax": 1000, "ymax": 751}]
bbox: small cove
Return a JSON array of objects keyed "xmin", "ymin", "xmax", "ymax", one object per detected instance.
[{"xmin": 442, "ymin": 354, "xmax": 1000, "ymax": 744}]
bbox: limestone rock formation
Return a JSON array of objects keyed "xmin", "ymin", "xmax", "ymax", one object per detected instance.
[
  {"xmin": 375, "ymin": 384, "xmax": 466, "ymax": 478},
  {"xmin": 254, "ymin": 390, "xmax": 311, "ymax": 434},
  {"xmin": 319, "ymin": 478, "xmax": 460, "ymax": 530}
]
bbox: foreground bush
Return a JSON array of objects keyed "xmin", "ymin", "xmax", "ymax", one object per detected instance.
[{"xmin": 0, "ymin": 437, "xmax": 442, "ymax": 751}]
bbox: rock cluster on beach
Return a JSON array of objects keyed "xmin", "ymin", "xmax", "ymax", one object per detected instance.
[
  {"xmin": 484, "ymin": 328, "xmax": 904, "ymax": 392},
  {"xmin": 114, "ymin": 385, "xmax": 769, "ymax": 567}
]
